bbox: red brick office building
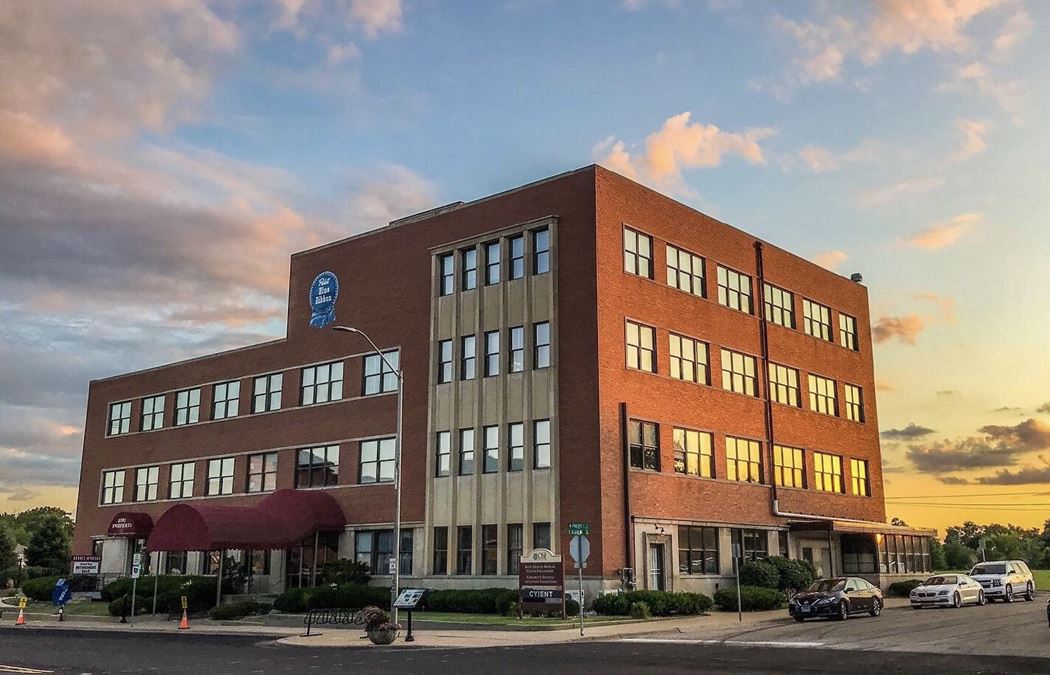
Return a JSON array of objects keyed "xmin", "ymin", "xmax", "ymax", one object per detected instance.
[{"xmin": 73, "ymin": 165, "xmax": 933, "ymax": 597}]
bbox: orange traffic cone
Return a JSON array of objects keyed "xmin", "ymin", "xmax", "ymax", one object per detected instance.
[
  {"xmin": 15, "ymin": 606, "xmax": 25, "ymax": 626},
  {"xmin": 178, "ymin": 607, "xmax": 190, "ymax": 630}
]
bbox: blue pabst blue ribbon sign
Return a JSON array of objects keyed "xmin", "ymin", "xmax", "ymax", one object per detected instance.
[{"xmin": 309, "ymin": 271, "xmax": 339, "ymax": 328}]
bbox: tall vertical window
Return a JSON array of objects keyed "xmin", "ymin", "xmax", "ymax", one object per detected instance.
[
  {"xmin": 457, "ymin": 526, "xmax": 473, "ymax": 575},
  {"xmin": 533, "ymin": 322, "xmax": 550, "ymax": 369},
  {"xmin": 108, "ymin": 401, "xmax": 132, "ymax": 436},
  {"xmin": 672, "ymin": 427, "xmax": 714, "ymax": 477},
  {"xmin": 623, "ymin": 227, "xmax": 653, "ymax": 278},
  {"xmin": 247, "ymin": 452, "xmax": 278, "ymax": 493},
  {"xmin": 720, "ymin": 349, "xmax": 758, "ymax": 397},
  {"xmin": 509, "ymin": 235, "xmax": 524, "ymax": 280},
  {"xmin": 301, "ymin": 362, "xmax": 343, "ymax": 405},
  {"xmin": 432, "ymin": 527, "xmax": 448, "ymax": 575},
  {"xmin": 483, "ymin": 425, "xmax": 499, "ymax": 473},
  {"xmin": 101, "ymin": 470, "xmax": 124, "ymax": 504},
  {"xmin": 399, "ymin": 530, "xmax": 414, "ymax": 575},
  {"xmin": 459, "ymin": 428, "xmax": 475, "ymax": 475},
  {"xmin": 206, "ymin": 457, "xmax": 235, "ymax": 496},
  {"xmin": 726, "ymin": 437, "xmax": 762, "ymax": 483},
  {"xmin": 168, "ymin": 462, "xmax": 194, "ymax": 499},
  {"xmin": 485, "ymin": 241, "xmax": 501, "ymax": 285},
  {"xmin": 508, "ymin": 326, "xmax": 524, "ymax": 373},
  {"xmin": 507, "ymin": 524, "xmax": 523, "ymax": 575},
  {"xmin": 484, "ymin": 331, "xmax": 500, "ymax": 377},
  {"xmin": 839, "ymin": 313, "xmax": 859, "ymax": 351},
  {"xmin": 844, "ymin": 384, "xmax": 864, "ymax": 422},
  {"xmin": 717, "ymin": 265, "xmax": 753, "ymax": 313},
  {"xmin": 733, "ymin": 529, "xmax": 769, "ymax": 560},
  {"xmin": 533, "ymin": 227, "xmax": 550, "ymax": 274},
  {"xmin": 141, "ymin": 395, "xmax": 164, "ymax": 431},
  {"xmin": 803, "ymin": 299, "xmax": 833, "ymax": 341},
  {"xmin": 252, "ymin": 373, "xmax": 282, "ymax": 413},
  {"xmin": 134, "ymin": 466, "xmax": 158, "ymax": 502},
  {"xmin": 763, "ymin": 283, "xmax": 795, "ymax": 328},
  {"xmin": 533, "ymin": 419, "xmax": 551, "ymax": 469},
  {"xmin": 628, "ymin": 419, "xmax": 659, "ymax": 471},
  {"xmin": 814, "ymin": 452, "xmax": 844, "ymax": 493},
  {"xmin": 438, "ymin": 253, "xmax": 454, "ymax": 296},
  {"xmin": 808, "ymin": 374, "xmax": 838, "ymax": 416},
  {"xmin": 533, "ymin": 522, "xmax": 551, "ymax": 551},
  {"xmin": 435, "ymin": 431, "xmax": 451, "ymax": 477},
  {"xmin": 360, "ymin": 438, "xmax": 395, "ymax": 484},
  {"xmin": 363, "ymin": 349, "xmax": 399, "ymax": 395},
  {"xmin": 212, "ymin": 381, "xmax": 240, "ymax": 419},
  {"xmin": 174, "ymin": 388, "xmax": 201, "ymax": 426},
  {"xmin": 437, "ymin": 340, "xmax": 453, "ymax": 384},
  {"xmin": 626, "ymin": 321, "xmax": 656, "ymax": 372},
  {"xmin": 508, "ymin": 422, "xmax": 524, "ymax": 471},
  {"xmin": 460, "ymin": 336, "xmax": 476, "ymax": 380},
  {"xmin": 482, "ymin": 524, "xmax": 498, "ymax": 575},
  {"xmin": 462, "ymin": 248, "xmax": 477, "ymax": 290},
  {"xmin": 679, "ymin": 526, "xmax": 719, "ymax": 575},
  {"xmin": 665, "ymin": 245, "xmax": 705, "ymax": 296},
  {"xmin": 669, "ymin": 334, "xmax": 709, "ymax": 384},
  {"xmin": 773, "ymin": 445, "xmax": 805, "ymax": 488},
  {"xmin": 768, "ymin": 363, "xmax": 800, "ymax": 407},
  {"xmin": 296, "ymin": 446, "xmax": 339, "ymax": 488},
  {"xmin": 851, "ymin": 458, "xmax": 871, "ymax": 496}
]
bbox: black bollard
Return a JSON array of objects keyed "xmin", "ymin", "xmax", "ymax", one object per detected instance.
[{"xmin": 119, "ymin": 594, "xmax": 128, "ymax": 624}]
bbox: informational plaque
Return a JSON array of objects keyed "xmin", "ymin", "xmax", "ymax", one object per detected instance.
[{"xmin": 518, "ymin": 548, "xmax": 565, "ymax": 617}]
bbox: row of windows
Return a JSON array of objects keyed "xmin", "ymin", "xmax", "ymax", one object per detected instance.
[
  {"xmin": 628, "ymin": 419, "xmax": 872, "ymax": 496},
  {"xmin": 680, "ymin": 527, "xmax": 789, "ymax": 575},
  {"xmin": 622, "ymin": 227, "xmax": 861, "ymax": 351},
  {"xmin": 431, "ymin": 523, "xmax": 551, "ymax": 575},
  {"xmin": 625, "ymin": 322, "xmax": 866, "ymax": 422},
  {"xmin": 435, "ymin": 420, "xmax": 551, "ymax": 475},
  {"xmin": 437, "ymin": 323, "xmax": 549, "ymax": 383},
  {"xmin": 438, "ymin": 227, "xmax": 550, "ymax": 296}
]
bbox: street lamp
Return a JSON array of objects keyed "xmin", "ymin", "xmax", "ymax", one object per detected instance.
[{"xmin": 332, "ymin": 325, "xmax": 405, "ymax": 625}]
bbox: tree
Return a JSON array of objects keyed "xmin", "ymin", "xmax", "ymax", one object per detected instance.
[
  {"xmin": 0, "ymin": 524, "xmax": 17, "ymax": 569},
  {"xmin": 928, "ymin": 537, "xmax": 947, "ymax": 571},
  {"xmin": 943, "ymin": 540, "xmax": 974, "ymax": 570},
  {"xmin": 25, "ymin": 514, "xmax": 71, "ymax": 573},
  {"xmin": 16, "ymin": 507, "xmax": 74, "ymax": 545}
]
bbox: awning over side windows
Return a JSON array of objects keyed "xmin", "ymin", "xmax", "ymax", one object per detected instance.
[
  {"xmin": 788, "ymin": 519, "xmax": 936, "ymax": 538},
  {"xmin": 106, "ymin": 511, "xmax": 154, "ymax": 538}
]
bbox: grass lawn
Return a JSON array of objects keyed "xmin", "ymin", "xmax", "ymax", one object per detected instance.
[
  {"xmin": 20, "ymin": 599, "xmax": 113, "ymax": 617},
  {"xmin": 1031, "ymin": 569, "xmax": 1050, "ymax": 590},
  {"xmin": 408, "ymin": 611, "xmax": 650, "ymax": 627}
]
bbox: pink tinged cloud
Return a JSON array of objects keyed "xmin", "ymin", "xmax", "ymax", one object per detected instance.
[
  {"xmin": 812, "ymin": 250, "xmax": 848, "ymax": 270},
  {"xmin": 903, "ymin": 212, "xmax": 979, "ymax": 249},
  {"xmin": 350, "ymin": 0, "xmax": 403, "ymax": 38},
  {"xmin": 954, "ymin": 118, "xmax": 989, "ymax": 160},
  {"xmin": 872, "ymin": 314, "xmax": 926, "ymax": 345}
]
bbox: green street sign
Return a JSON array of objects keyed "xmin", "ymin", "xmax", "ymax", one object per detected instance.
[{"xmin": 568, "ymin": 522, "xmax": 590, "ymax": 536}]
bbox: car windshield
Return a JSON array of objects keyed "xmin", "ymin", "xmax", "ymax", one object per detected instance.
[
  {"xmin": 971, "ymin": 564, "xmax": 1006, "ymax": 575},
  {"xmin": 806, "ymin": 579, "xmax": 845, "ymax": 593},
  {"xmin": 924, "ymin": 575, "xmax": 957, "ymax": 585}
]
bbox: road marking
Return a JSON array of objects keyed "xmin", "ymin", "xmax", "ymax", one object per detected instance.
[
  {"xmin": 621, "ymin": 638, "xmax": 826, "ymax": 649},
  {"xmin": 0, "ymin": 666, "xmax": 54, "ymax": 674}
]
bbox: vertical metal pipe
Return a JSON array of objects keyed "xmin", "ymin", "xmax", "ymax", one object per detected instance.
[
  {"xmin": 311, "ymin": 532, "xmax": 319, "ymax": 587},
  {"xmin": 215, "ymin": 550, "xmax": 224, "ymax": 608},
  {"xmin": 391, "ymin": 368, "xmax": 404, "ymax": 626},
  {"xmin": 754, "ymin": 242, "xmax": 778, "ymax": 508}
]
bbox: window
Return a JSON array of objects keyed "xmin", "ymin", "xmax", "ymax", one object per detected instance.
[
  {"xmin": 628, "ymin": 419, "xmax": 659, "ymax": 471},
  {"xmin": 533, "ymin": 322, "xmax": 550, "ymax": 369},
  {"xmin": 140, "ymin": 395, "xmax": 164, "ymax": 431},
  {"xmin": 720, "ymin": 349, "xmax": 758, "ymax": 397},
  {"xmin": 174, "ymin": 388, "xmax": 201, "ymax": 426},
  {"xmin": 252, "ymin": 373, "xmax": 283, "ymax": 413},
  {"xmin": 839, "ymin": 313, "xmax": 859, "ymax": 350},
  {"xmin": 296, "ymin": 445, "xmax": 339, "ymax": 488},
  {"xmin": 169, "ymin": 462, "xmax": 194, "ymax": 499},
  {"xmin": 363, "ymin": 349, "xmax": 399, "ymax": 395},
  {"xmin": 459, "ymin": 428, "xmax": 475, "ymax": 475},
  {"xmin": 665, "ymin": 245, "xmax": 705, "ymax": 297},
  {"xmin": 623, "ymin": 227, "xmax": 653, "ymax": 278},
  {"xmin": 669, "ymin": 333, "xmax": 709, "ymax": 384},
  {"xmin": 435, "ymin": 431, "xmax": 451, "ymax": 477},
  {"xmin": 768, "ymin": 363, "xmax": 800, "ymax": 407},
  {"xmin": 483, "ymin": 425, "xmax": 499, "ymax": 473},
  {"xmin": 485, "ymin": 241, "xmax": 501, "ymax": 285},
  {"xmin": 437, "ymin": 340, "xmax": 453, "ymax": 384},
  {"xmin": 726, "ymin": 437, "xmax": 762, "ymax": 483},
  {"xmin": 462, "ymin": 248, "xmax": 477, "ymax": 290},
  {"xmin": 354, "ymin": 529, "xmax": 412, "ymax": 576},
  {"xmin": 433, "ymin": 527, "xmax": 448, "ymax": 575},
  {"xmin": 509, "ymin": 235, "xmax": 524, "ymax": 280},
  {"xmin": 207, "ymin": 457, "xmax": 235, "ymax": 496},
  {"xmin": 779, "ymin": 531, "xmax": 790, "ymax": 558},
  {"xmin": 212, "ymin": 381, "xmax": 240, "ymax": 420},
  {"xmin": 247, "ymin": 452, "xmax": 278, "ymax": 493},
  {"xmin": 484, "ymin": 331, "xmax": 500, "ymax": 377},
  {"xmin": 461, "ymin": 336, "xmax": 476, "ymax": 380},
  {"xmin": 773, "ymin": 445, "xmax": 805, "ymax": 488},
  {"xmin": 533, "ymin": 420, "xmax": 551, "ymax": 469},
  {"xmin": 626, "ymin": 321, "xmax": 656, "ymax": 372},
  {"xmin": 733, "ymin": 528, "xmax": 769, "ymax": 560},
  {"xmin": 533, "ymin": 522, "xmax": 551, "ymax": 551},
  {"xmin": 108, "ymin": 401, "xmax": 132, "ymax": 436},
  {"xmin": 814, "ymin": 452, "xmax": 844, "ymax": 493},
  {"xmin": 439, "ymin": 253, "xmax": 454, "ymax": 295},
  {"xmin": 803, "ymin": 299, "xmax": 832, "ymax": 341},
  {"xmin": 717, "ymin": 265, "xmax": 753, "ymax": 313},
  {"xmin": 533, "ymin": 227, "xmax": 550, "ymax": 274},
  {"xmin": 508, "ymin": 326, "xmax": 524, "ymax": 373},
  {"xmin": 763, "ymin": 283, "xmax": 795, "ymax": 328},
  {"xmin": 134, "ymin": 466, "xmax": 159, "ymax": 502},
  {"xmin": 507, "ymin": 524, "xmax": 523, "ymax": 575},
  {"xmin": 301, "ymin": 362, "xmax": 343, "ymax": 405},
  {"xmin": 101, "ymin": 470, "xmax": 125, "ymax": 504},
  {"xmin": 851, "ymin": 458, "xmax": 871, "ymax": 496},
  {"xmin": 508, "ymin": 422, "xmax": 524, "ymax": 471},
  {"xmin": 808, "ymin": 374, "xmax": 837, "ymax": 416},
  {"xmin": 457, "ymin": 526, "xmax": 473, "ymax": 575},
  {"xmin": 482, "ymin": 525, "xmax": 498, "ymax": 575},
  {"xmin": 165, "ymin": 551, "xmax": 188, "ymax": 575},
  {"xmin": 679, "ymin": 526, "xmax": 718, "ymax": 575},
  {"xmin": 672, "ymin": 428, "xmax": 714, "ymax": 477},
  {"xmin": 360, "ymin": 438, "xmax": 395, "ymax": 484},
  {"xmin": 844, "ymin": 384, "xmax": 864, "ymax": 422}
]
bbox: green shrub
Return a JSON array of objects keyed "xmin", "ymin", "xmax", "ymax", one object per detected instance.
[
  {"xmin": 740, "ymin": 559, "xmax": 780, "ymax": 590},
  {"xmin": 766, "ymin": 557, "xmax": 816, "ymax": 593},
  {"xmin": 565, "ymin": 598, "xmax": 580, "ymax": 616},
  {"xmin": 209, "ymin": 601, "xmax": 272, "ymax": 621},
  {"xmin": 887, "ymin": 580, "xmax": 924, "ymax": 597},
  {"xmin": 273, "ymin": 588, "xmax": 310, "ymax": 613},
  {"xmin": 629, "ymin": 601, "xmax": 651, "ymax": 619},
  {"xmin": 102, "ymin": 576, "xmax": 230, "ymax": 614},
  {"xmin": 591, "ymin": 590, "xmax": 712, "ymax": 616},
  {"xmin": 20, "ymin": 575, "xmax": 60, "ymax": 601},
  {"xmin": 321, "ymin": 559, "xmax": 371, "ymax": 585},
  {"xmin": 107, "ymin": 594, "xmax": 150, "ymax": 617},
  {"xmin": 271, "ymin": 584, "xmax": 391, "ymax": 614},
  {"xmin": 592, "ymin": 593, "xmax": 629, "ymax": 616},
  {"xmin": 714, "ymin": 585, "xmax": 786, "ymax": 612},
  {"xmin": 423, "ymin": 588, "xmax": 518, "ymax": 614}
]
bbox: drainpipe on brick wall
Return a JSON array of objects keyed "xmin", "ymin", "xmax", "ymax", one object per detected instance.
[
  {"xmin": 753, "ymin": 242, "xmax": 779, "ymax": 515},
  {"xmin": 620, "ymin": 402, "xmax": 635, "ymax": 574}
]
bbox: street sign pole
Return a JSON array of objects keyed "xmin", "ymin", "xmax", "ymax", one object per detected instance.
[
  {"xmin": 733, "ymin": 543, "xmax": 742, "ymax": 623},
  {"xmin": 568, "ymin": 529, "xmax": 591, "ymax": 636},
  {"xmin": 578, "ymin": 563, "xmax": 584, "ymax": 636}
]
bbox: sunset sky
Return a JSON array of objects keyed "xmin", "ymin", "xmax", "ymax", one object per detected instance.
[{"xmin": 1, "ymin": 0, "xmax": 1049, "ymax": 535}]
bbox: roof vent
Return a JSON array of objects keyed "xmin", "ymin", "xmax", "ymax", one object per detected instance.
[{"xmin": 850, "ymin": 272, "xmax": 864, "ymax": 283}]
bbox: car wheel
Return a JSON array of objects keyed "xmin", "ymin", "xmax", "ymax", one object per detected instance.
[
  {"xmin": 977, "ymin": 591, "xmax": 986, "ymax": 606},
  {"xmin": 1004, "ymin": 584, "xmax": 1014, "ymax": 603},
  {"xmin": 794, "ymin": 616, "xmax": 805, "ymax": 623},
  {"xmin": 869, "ymin": 598, "xmax": 882, "ymax": 617},
  {"xmin": 837, "ymin": 601, "xmax": 849, "ymax": 621},
  {"xmin": 1025, "ymin": 583, "xmax": 1035, "ymax": 602}
]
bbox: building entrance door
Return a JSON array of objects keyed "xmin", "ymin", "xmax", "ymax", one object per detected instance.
[
  {"xmin": 648, "ymin": 543, "xmax": 665, "ymax": 590},
  {"xmin": 803, "ymin": 545, "xmax": 833, "ymax": 579}
]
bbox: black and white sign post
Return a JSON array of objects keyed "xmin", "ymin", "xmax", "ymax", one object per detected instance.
[
  {"xmin": 130, "ymin": 552, "xmax": 142, "ymax": 622},
  {"xmin": 569, "ymin": 522, "xmax": 591, "ymax": 636},
  {"xmin": 733, "ymin": 543, "xmax": 742, "ymax": 623}
]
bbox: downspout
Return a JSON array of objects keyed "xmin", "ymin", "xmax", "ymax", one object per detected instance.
[
  {"xmin": 620, "ymin": 402, "xmax": 634, "ymax": 574},
  {"xmin": 754, "ymin": 242, "xmax": 778, "ymax": 513}
]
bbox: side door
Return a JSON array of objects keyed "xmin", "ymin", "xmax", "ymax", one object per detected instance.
[
  {"xmin": 960, "ymin": 577, "xmax": 978, "ymax": 603},
  {"xmin": 845, "ymin": 578, "xmax": 868, "ymax": 610}
]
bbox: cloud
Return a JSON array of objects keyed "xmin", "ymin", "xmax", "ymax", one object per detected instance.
[
  {"xmin": 937, "ymin": 389, "xmax": 956, "ymax": 397},
  {"xmin": 974, "ymin": 462, "xmax": 1050, "ymax": 485},
  {"xmin": 914, "ymin": 292, "xmax": 957, "ymax": 322},
  {"xmin": 902, "ymin": 212, "xmax": 979, "ymax": 249},
  {"xmin": 905, "ymin": 418, "xmax": 1050, "ymax": 473},
  {"xmin": 882, "ymin": 423, "xmax": 937, "ymax": 440},
  {"xmin": 979, "ymin": 419, "xmax": 1050, "ymax": 449},
  {"xmin": 858, "ymin": 176, "xmax": 945, "ymax": 207},
  {"xmin": 812, "ymin": 250, "xmax": 848, "ymax": 270},
  {"xmin": 796, "ymin": 139, "xmax": 882, "ymax": 173},
  {"xmin": 994, "ymin": 406, "xmax": 1023, "ymax": 413},
  {"xmin": 1039, "ymin": 402, "xmax": 1050, "ymax": 414},
  {"xmin": 350, "ymin": 0, "xmax": 403, "ymax": 38},
  {"xmin": 877, "ymin": 380, "xmax": 896, "ymax": 392},
  {"xmin": 872, "ymin": 314, "xmax": 926, "ymax": 345},
  {"xmin": 954, "ymin": 119, "xmax": 990, "ymax": 160},
  {"xmin": 271, "ymin": 0, "xmax": 403, "ymax": 39},
  {"xmin": 938, "ymin": 476, "xmax": 971, "ymax": 485},
  {"xmin": 937, "ymin": 61, "xmax": 1023, "ymax": 120}
]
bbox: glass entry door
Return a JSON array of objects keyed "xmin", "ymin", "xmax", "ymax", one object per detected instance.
[{"xmin": 649, "ymin": 543, "xmax": 665, "ymax": 591}]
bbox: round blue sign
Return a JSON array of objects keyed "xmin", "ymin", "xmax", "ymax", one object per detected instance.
[{"xmin": 309, "ymin": 271, "xmax": 339, "ymax": 329}]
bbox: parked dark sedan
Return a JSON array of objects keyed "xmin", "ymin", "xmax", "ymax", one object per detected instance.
[{"xmin": 788, "ymin": 577, "xmax": 884, "ymax": 622}]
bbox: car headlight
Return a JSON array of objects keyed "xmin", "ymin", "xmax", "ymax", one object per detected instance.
[
  {"xmin": 816, "ymin": 597, "xmax": 834, "ymax": 605},
  {"xmin": 938, "ymin": 590, "xmax": 949, "ymax": 596},
  {"xmin": 992, "ymin": 579, "xmax": 1002, "ymax": 587}
]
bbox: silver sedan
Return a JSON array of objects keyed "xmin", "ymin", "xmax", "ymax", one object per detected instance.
[{"xmin": 910, "ymin": 574, "xmax": 987, "ymax": 609}]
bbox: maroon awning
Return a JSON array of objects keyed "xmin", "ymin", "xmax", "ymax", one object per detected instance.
[{"xmin": 106, "ymin": 511, "xmax": 154, "ymax": 538}]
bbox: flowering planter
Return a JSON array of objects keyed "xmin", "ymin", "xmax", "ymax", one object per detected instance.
[{"xmin": 367, "ymin": 626, "xmax": 399, "ymax": 645}]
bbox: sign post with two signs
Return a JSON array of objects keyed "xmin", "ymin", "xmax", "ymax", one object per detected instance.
[
  {"xmin": 568, "ymin": 523, "xmax": 591, "ymax": 636},
  {"xmin": 518, "ymin": 548, "xmax": 565, "ymax": 618}
]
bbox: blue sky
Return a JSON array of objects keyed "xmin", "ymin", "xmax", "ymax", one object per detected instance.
[{"xmin": 1, "ymin": 0, "xmax": 1049, "ymax": 531}]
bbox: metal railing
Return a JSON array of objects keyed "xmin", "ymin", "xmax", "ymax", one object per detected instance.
[{"xmin": 303, "ymin": 608, "xmax": 366, "ymax": 636}]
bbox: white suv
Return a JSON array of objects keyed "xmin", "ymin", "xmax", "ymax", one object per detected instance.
[{"xmin": 968, "ymin": 560, "xmax": 1035, "ymax": 602}]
